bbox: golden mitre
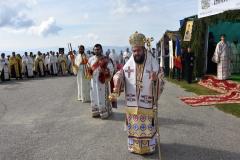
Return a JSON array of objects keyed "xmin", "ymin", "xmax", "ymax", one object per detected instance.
[{"xmin": 129, "ymin": 31, "xmax": 146, "ymax": 47}]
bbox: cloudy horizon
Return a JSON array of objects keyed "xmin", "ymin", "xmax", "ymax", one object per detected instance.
[{"xmin": 0, "ymin": 0, "xmax": 198, "ymax": 51}]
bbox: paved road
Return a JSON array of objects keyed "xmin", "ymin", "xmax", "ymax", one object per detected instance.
[{"xmin": 0, "ymin": 76, "xmax": 240, "ymax": 160}]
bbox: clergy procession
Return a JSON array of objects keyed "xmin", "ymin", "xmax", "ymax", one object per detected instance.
[
  {"xmin": 1, "ymin": 0, "xmax": 240, "ymax": 160},
  {"xmin": 74, "ymin": 32, "xmax": 164, "ymax": 156},
  {"xmin": 0, "ymin": 48, "xmax": 133, "ymax": 82},
  {"xmin": 0, "ymin": 50, "xmax": 79, "ymax": 81},
  {"xmin": 0, "ymin": 31, "xmax": 165, "ymax": 158},
  {"xmin": 1, "ymin": 31, "xmax": 239, "ymax": 160}
]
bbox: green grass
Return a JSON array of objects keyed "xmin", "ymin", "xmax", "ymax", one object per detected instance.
[
  {"xmin": 230, "ymin": 74, "xmax": 240, "ymax": 82},
  {"xmin": 217, "ymin": 104, "xmax": 240, "ymax": 118},
  {"xmin": 167, "ymin": 78, "xmax": 218, "ymax": 95},
  {"xmin": 167, "ymin": 78, "xmax": 240, "ymax": 118}
]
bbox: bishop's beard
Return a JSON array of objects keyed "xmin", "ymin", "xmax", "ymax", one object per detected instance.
[{"xmin": 134, "ymin": 54, "xmax": 145, "ymax": 64}]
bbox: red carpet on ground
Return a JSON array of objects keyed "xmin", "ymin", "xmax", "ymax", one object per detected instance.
[
  {"xmin": 180, "ymin": 76, "xmax": 240, "ymax": 107},
  {"xmin": 198, "ymin": 75, "xmax": 240, "ymax": 93}
]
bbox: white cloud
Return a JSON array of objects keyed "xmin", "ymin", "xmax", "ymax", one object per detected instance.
[
  {"xmin": 87, "ymin": 33, "xmax": 99, "ymax": 41},
  {"xmin": 111, "ymin": 0, "xmax": 150, "ymax": 16},
  {"xmin": 29, "ymin": 17, "xmax": 62, "ymax": 37},
  {"xmin": 136, "ymin": 5, "xmax": 150, "ymax": 13},
  {"xmin": 0, "ymin": 0, "xmax": 36, "ymax": 29},
  {"xmin": 73, "ymin": 33, "xmax": 99, "ymax": 45},
  {"xmin": 73, "ymin": 35, "xmax": 83, "ymax": 39},
  {"xmin": 0, "ymin": 0, "xmax": 37, "ymax": 8},
  {"xmin": 83, "ymin": 13, "xmax": 89, "ymax": 20},
  {"xmin": 0, "ymin": 0, "xmax": 61, "ymax": 37}
]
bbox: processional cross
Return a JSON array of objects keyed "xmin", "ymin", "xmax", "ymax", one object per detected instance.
[{"xmin": 144, "ymin": 37, "xmax": 154, "ymax": 52}]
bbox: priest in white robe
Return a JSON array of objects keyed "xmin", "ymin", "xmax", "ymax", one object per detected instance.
[
  {"xmin": 9, "ymin": 52, "xmax": 21, "ymax": 79},
  {"xmin": 111, "ymin": 32, "xmax": 165, "ymax": 155},
  {"xmin": 75, "ymin": 45, "xmax": 91, "ymax": 102},
  {"xmin": 109, "ymin": 49, "xmax": 118, "ymax": 71},
  {"xmin": 212, "ymin": 34, "xmax": 232, "ymax": 80},
  {"xmin": 35, "ymin": 52, "xmax": 45, "ymax": 77},
  {"xmin": 123, "ymin": 48, "xmax": 131, "ymax": 64},
  {"xmin": 119, "ymin": 51, "xmax": 124, "ymax": 64},
  {"xmin": 22, "ymin": 52, "xmax": 34, "ymax": 78},
  {"xmin": 88, "ymin": 44, "xmax": 115, "ymax": 119},
  {"xmin": 0, "ymin": 53, "xmax": 10, "ymax": 81},
  {"xmin": 50, "ymin": 52, "xmax": 58, "ymax": 76},
  {"xmin": 58, "ymin": 52, "xmax": 68, "ymax": 76},
  {"xmin": 230, "ymin": 39, "xmax": 240, "ymax": 73},
  {"xmin": 44, "ymin": 52, "xmax": 51, "ymax": 75},
  {"xmin": 68, "ymin": 52, "xmax": 75, "ymax": 75}
]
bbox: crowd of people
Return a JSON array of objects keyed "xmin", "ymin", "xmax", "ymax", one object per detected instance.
[
  {"xmin": 74, "ymin": 31, "xmax": 164, "ymax": 156},
  {"xmin": 0, "ymin": 48, "xmax": 132, "ymax": 82},
  {"xmin": 0, "ymin": 31, "xmax": 165, "ymax": 156},
  {"xmin": 0, "ymin": 51, "xmax": 74, "ymax": 81}
]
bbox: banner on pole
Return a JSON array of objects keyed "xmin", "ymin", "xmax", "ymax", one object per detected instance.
[
  {"xmin": 183, "ymin": 21, "xmax": 194, "ymax": 42},
  {"xmin": 169, "ymin": 40, "xmax": 174, "ymax": 69}
]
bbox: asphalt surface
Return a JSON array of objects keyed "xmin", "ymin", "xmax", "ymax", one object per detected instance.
[{"xmin": 0, "ymin": 76, "xmax": 240, "ymax": 160}]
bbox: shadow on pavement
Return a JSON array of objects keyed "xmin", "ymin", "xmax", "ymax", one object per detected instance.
[
  {"xmin": 109, "ymin": 111, "xmax": 125, "ymax": 122},
  {"xmin": 159, "ymin": 117, "xmax": 204, "ymax": 127},
  {"xmin": 109, "ymin": 112, "xmax": 204, "ymax": 128},
  {"xmin": 160, "ymin": 143, "xmax": 240, "ymax": 160},
  {"xmin": 139, "ymin": 143, "xmax": 240, "ymax": 160},
  {"xmin": 0, "ymin": 75, "xmax": 75, "ymax": 85}
]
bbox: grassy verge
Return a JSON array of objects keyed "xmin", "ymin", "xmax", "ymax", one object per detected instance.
[
  {"xmin": 167, "ymin": 78, "xmax": 240, "ymax": 118},
  {"xmin": 216, "ymin": 104, "xmax": 240, "ymax": 118},
  {"xmin": 167, "ymin": 78, "xmax": 218, "ymax": 95},
  {"xmin": 230, "ymin": 74, "xmax": 240, "ymax": 82}
]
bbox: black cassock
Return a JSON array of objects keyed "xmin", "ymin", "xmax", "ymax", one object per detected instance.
[{"xmin": 184, "ymin": 52, "xmax": 195, "ymax": 84}]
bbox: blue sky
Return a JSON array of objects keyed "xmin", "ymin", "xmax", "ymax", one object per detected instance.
[{"xmin": 0, "ymin": 0, "xmax": 198, "ymax": 51}]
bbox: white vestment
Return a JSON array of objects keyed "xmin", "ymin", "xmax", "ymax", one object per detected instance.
[
  {"xmin": 88, "ymin": 56, "xmax": 114, "ymax": 119},
  {"xmin": 68, "ymin": 55, "xmax": 75, "ymax": 74},
  {"xmin": 0, "ymin": 58, "xmax": 10, "ymax": 81},
  {"xmin": 45, "ymin": 56, "xmax": 51, "ymax": 72},
  {"xmin": 119, "ymin": 54, "xmax": 124, "ymax": 64},
  {"xmin": 50, "ymin": 55, "xmax": 58, "ymax": 75},
  {"xmin": 22, "ymin": 55, "xmax": 34, "ymax": 77},
  {"xmin": 58, "ymin": 55, "xmax": 67, "ymax": 75},
  {"xmin": 123, "ymin": 51, "xmax": 131, "ymax": 64},
  {"xmin": 113, "ymin": 53, "xmax": 164, "ymax": 154},
  {"xmin": 230, "ymin": 43, "xmax": 240, "ymax": 73},
  {"xmin": 109, "ymin": 51, "xmax": 118, "ymax": 71},
  {"xmin": 35, "ymin": 55, "xmax": 45, "ymax": 76},
  {"xmin": 75, "ymin": 53, "xmax": 90, "ymax": 102},
  {"xmin": 213, "ymin": 41, "xmax": 231, "ymax": 80}
]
